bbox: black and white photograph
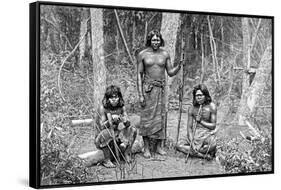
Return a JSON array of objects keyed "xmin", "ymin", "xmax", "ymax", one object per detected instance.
[{"xmin": 29, "ymin": 1, "xmax": 273, "ymax": 188}]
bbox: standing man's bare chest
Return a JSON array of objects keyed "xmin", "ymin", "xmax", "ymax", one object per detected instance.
[{"xmin": 143, "ymin": 53, "xmax": 166, "ymax": 68}]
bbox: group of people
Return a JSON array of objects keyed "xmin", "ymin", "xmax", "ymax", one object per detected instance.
[{"xmin": 87, "ymin": 30, "xmax": 217, "ymax": 168}]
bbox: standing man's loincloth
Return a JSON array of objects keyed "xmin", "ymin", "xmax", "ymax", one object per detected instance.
[{"xmin": 139, "ymin": 76, "xmax": 165, "ymax": 139}]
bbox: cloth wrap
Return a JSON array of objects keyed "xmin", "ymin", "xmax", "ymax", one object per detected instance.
[
  {"xmin": 139, "ymin": 75, "xmax": 166, "ymax": 139},
  {"xmin": 178, "ymin": 125, "xmax": 217, "ymax": 151},
  {"xmin": 191, "ymin": 126, "xmax": 216, "ymax": 151}
]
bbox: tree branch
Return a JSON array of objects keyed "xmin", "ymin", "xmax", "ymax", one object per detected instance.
[
  {"xmin": 114, "ymin": 9, "xmax": 135, "ymax": 64},
  {"xmin": 148, "ymin": 13, "xmax": 157, "ymax": 24},
  {"xmin": 58, "ymin": 31, "xmax": 88, "ymax": 101},
  {"xmin": 42, "ymin": 17, "xmax": 73, "ymax": 49},
  {"xmin": 250, "ymin": 18, "xmax": 262, "ymax": 54},
  {"xmin": 207, "ymin": 16, "xmax": 221, "ymax": 86},
  {"xmin": 197, "ymin": 31, "xmax": 243, "ymax": 53},
  {"xmin": 144, "ymin": 21, "xmax": 148, "ymax": 46}
]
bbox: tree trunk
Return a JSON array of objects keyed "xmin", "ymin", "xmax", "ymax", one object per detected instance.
[
  {"xmin": 207, "ymin": 16, "xmax": 221, "ymax": 86},
  {"xmin": 200, "ymin": 32, "xmax": 204, "ymax": 83},
  {"xmin": 236, "ymin": 46, "xmax": 271, "ymax": 125},
  {"xmin": 220, "ymin": 17, "xmax": 224, "ymax": 67},
  {"xmin": 79, "ymin": 8, "xmax": 89, "ymax": 67},
  {"xmin": 195, "ymin": 28, "xmax": 198, "ymax": 50},
  {"xmin": 236, "ymin": 17, "xmax": 273, "ymax": 125},
  {"xmin": 90, "ymin": 8, "xmax": 107, "ymax": 110},
  {"xmin": 132, "ymin": 11, "xmax": 136, "ymax": 52},
  {"xmin": 236, "ymin": 18, "xmax": 251, "ymax": 125},
  {"xmin": 160, "ymin": 13, "xmax": 181, "ymax": 139},
  {"xmin": 144, "ymin": 20, "xmax": 148, "ymax": 46},
  {"xmin": 116, "ymin": 30, "xmax": 120, "ymax": 58}
]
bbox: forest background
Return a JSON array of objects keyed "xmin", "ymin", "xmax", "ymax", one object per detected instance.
[
  {"xmin": 0, "ymin": 0, "xmax": 279, "ymax": 190},
  {"xmin": 38, "ymin": 2, "xmax": 272, "ymax": 185}
]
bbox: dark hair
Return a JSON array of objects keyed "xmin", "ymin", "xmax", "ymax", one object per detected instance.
[
  {"xmin": 192, "ymin": 84, "xmax": 212, "ymax": 106},
  {"xmin": 102, "ymin": 85, "xmax": 124, "ymax": 109},
  {"xmin": 145, "ymin": 30, "xmax": 165, "ymax": 47}
]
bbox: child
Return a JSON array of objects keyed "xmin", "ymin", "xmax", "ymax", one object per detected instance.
[{"xmin": 94, "ymin": 85, "xmax": 137, "ymax": 168}]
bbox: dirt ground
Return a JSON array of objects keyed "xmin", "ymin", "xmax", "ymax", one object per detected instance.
[{"xmin": 71, "ymin": 110, "xmax": 251, "ymax": 182}]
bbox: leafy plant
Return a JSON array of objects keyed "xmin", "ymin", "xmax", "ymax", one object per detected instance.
[{"xmin": 217, "ymin": 134, "xmax": 271, "ymax": 173}]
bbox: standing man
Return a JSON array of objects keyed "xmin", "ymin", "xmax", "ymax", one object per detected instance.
[{"xmin": 137, "ymin": 30, "xmax": 181, "ymax": 158}]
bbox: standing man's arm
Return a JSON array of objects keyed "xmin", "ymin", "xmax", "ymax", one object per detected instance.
[
  {"xmin": 165, "ymin": 51, "xmax": 181, "ymax": 77},
  {"xmin": 137, "ymin": 52, "xmax": 145, "ymax": 107}
]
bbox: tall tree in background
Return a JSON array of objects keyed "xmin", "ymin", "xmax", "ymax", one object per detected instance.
[
  {"xmin": 236, "ymin": 19, "xmax": 271, "ymax": 125},
  {"xmin": 90, "ymin": 8, "xmax": 107, "ymax": 109},
  {"xmin": 236, "ymin": 18, "xmax": 254, "ymax": 125},
  {"xmin": 160, "ymin": 13, "xmax": 181, "ymax": 138},
  {"xmin": 79, "ymin": 8, "xmax": 89, "ymax": 66},
  {"xmin": 207, "ymin": 16, "xmax": 221, "ymax": 86}
]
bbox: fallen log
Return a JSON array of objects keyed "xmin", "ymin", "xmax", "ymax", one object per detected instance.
[
  {"xmin": 71, "ymin": 119, "xmax": 94, "ymax": 126},
  {"xmin": 71, "ymin": 114, "xmax": 141, "ymax": 127}
]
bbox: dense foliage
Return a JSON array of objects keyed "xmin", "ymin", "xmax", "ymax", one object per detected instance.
[
  {"xmin": 217, "ymin": 135, "xmax": 272, "ymax": 173},
  {"xmin": 39, "ymin": 5, "xmax": 273, "ymax": 185}
]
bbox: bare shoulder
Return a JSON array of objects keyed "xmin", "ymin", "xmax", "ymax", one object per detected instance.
[
  {"xmin": 209, "ymin": 102, "xmax": 217, "ymax": 112},
  {"xmin": 160, "ymin": 48, "xmax": 170, "ymax": 57},
  {"xmin": 136, "ymin": 48, "xmax": 148, "ymax": 63},
  {"xmin": 138, "ymin": 48, "xmax": 150, "ymax": 57}
]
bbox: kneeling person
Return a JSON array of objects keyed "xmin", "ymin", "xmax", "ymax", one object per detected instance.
[{"xmin": 83, "ymin": 85, "xmax": 137, "ymax": 168}]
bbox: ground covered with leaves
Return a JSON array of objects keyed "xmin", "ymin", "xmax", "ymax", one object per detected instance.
[{"xmin": 40, "ymin": 108, "xmax": 271, "ymax": 185}]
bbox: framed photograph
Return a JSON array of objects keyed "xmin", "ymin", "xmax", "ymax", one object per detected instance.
[{"xmin": 30, "ymin": 1, "xmax": 274, "ymax": 188}]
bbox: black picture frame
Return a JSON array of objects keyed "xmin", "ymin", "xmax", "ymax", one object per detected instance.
[{"xmin": 30, "ymin": 1, "xmax": 274, "ymax": 188}]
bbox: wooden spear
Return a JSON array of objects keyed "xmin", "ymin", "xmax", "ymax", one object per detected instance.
[
  {"xmin": 185, "ymin": 104, "xmax": 202, "ymax": 163},
  {"xmin": 175, "ymin": 30, "xmax": 185, "ymax": 145}
]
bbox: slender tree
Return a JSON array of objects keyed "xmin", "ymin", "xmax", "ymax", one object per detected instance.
[
  {"xmin": 160, "ymin": 12, "xmax": 181, "ymax": 140},
  {"xmin": 79, "ymin": 8, "xmax": 89, "ymax": 66},
  {"xmin": 207, "ymin": 16, "xmax": 221, "ymax": 86},
  {"xmin": 90, "ymin": 8, "xmax": 107, "ymax": 110},
  {"xmin": 236, "ymin": 19, "xmax": 272, "ymax": 125}
]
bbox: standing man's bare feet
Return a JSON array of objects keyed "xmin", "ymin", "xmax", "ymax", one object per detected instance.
[
  {"xmin": 143, "ymin": 137, "xmax": 152, "ymax": 158},
  {"xmin": 156, "ymin": 140, "xmax": 167, "ymax": 155},
  {"xmin": 143, "ymin": 148, "xmax": 151, "ymax": 158}
]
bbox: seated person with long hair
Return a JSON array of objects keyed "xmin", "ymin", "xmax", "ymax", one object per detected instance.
[
  {"xmin": 176, "ymin": 84, "xmax": 217, "ymax": 160},
  {"xmin": 80, "ymin": 85, "xmax": 137, "ymax": 168}
]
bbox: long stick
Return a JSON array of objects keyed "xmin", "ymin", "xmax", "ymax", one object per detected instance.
[
  {"xmin": 80, "ymin": 99, "xmax": 121, "ymax": 167},
  {"xmin": 176, "ymin": 33, "xmax": 185, "ymax": 145},
  {"xmin": 84, "ymin": 97, "xmax": 131, "ymax": 167},
  {"xmin": 164, "ymin": 111, "xmax": 168, "ymax": 144},
  {"xmin": 111, "ymin": 128, "xmax": 120, "ymax": 163},
  {"xmin": 185, "ymin": 105, "xmax": 202, "ymax": 163}
]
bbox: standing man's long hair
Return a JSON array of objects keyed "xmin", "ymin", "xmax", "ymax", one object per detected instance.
[{"xmin": 145, "ymin": 30, "xmax": 165, "ymax": 47}]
